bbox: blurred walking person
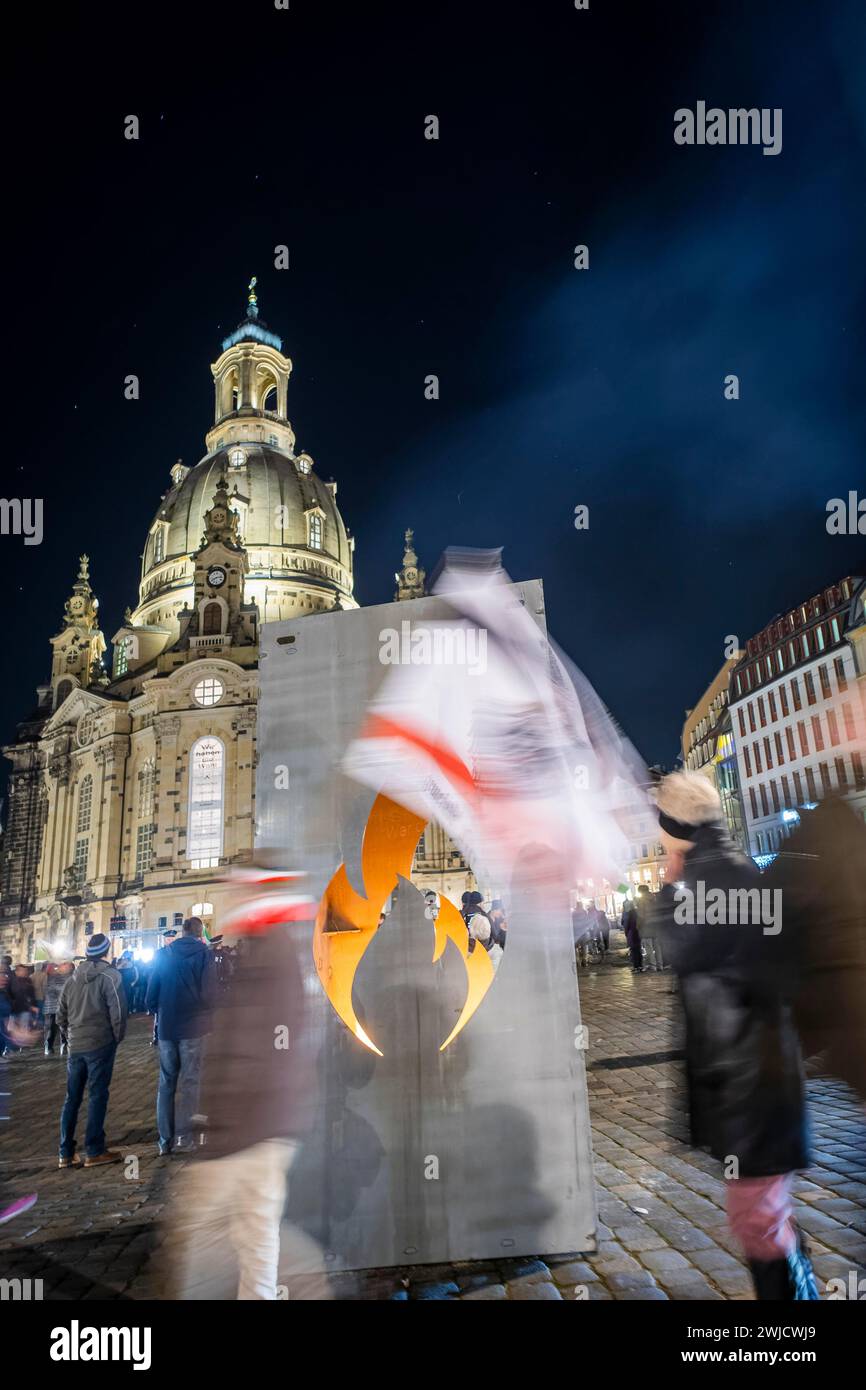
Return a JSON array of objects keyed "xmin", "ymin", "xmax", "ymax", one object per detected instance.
[
  {"xmin": 637, "ymin": 883, "xmax": 664, "ymax": 971},
  {"xmin": 146, "ymin": 916, "xmax": 215, "ymax": 1155},
  {"xmin": 43, "ymin": 961, "xmax": 74, "ymax": 1056},
  {"xmin": 56, "ymin": 933, "xmax": 127, "ymax": 1168},
  {"xmin": 654, "ymin": 772, "xmax": 817, "ymax": 1301},
  {"xmin": 161, "ymin": 871, "xmax": 317, "ymax": 1300},
  {"xmin": 621, "ymin": 896, "xmax": 643, "ymax": 972},
  {"xmin": 31, "ymin": 963, "xmax": 48, "ymax": 1022},
  {"xmin": 767, "ymin": 795, "xmax": 866, "ymax": 1105},
  {"xmin": 116, "ymin": 951, "xmax": 139, "ymax": 1014}
]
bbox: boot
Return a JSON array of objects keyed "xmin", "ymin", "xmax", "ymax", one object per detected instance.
[
  {"xmin": 44, "ymin": 1041, "xmax": 52, "ymax": 1056},
  {"xmin": 748, "ymin": 1242, "xmax": 819, "ymax": 1300}
]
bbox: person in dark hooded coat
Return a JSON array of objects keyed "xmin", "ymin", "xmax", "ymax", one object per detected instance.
[
  {"xmin": 652, "ymin": 772, "xmax": 817, "ymax": 1301},
  {"xmin": 766, "ymin": 795, "xmax": 866, "ymax": 1104}
]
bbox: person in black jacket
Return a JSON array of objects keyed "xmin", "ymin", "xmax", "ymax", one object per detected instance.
[
  {"xmin": 766, "ymin": 796, "xmax": 866, "ymax": 1104},
  {"xmin": 146, "ymin": 917, "xmax": 215, "ymax": 1155},
  {"xmin": 653, "ymin": 772, "xmax": 817, "ymax": 1301}
]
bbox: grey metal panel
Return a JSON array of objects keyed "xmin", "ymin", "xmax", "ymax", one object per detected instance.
[{"xmin": 256, "ymin": 582, "xmax": 596, "ymax": 1270}]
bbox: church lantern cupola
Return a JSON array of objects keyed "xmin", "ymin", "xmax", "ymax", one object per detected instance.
[{"xmin": 206, "ymin": 277, "xmax": 296, "ymax": 456}]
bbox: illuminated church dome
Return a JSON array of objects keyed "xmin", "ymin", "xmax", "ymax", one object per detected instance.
[{"xmin": 130, "ymin": 280, "xmax": 356, "ymax": 638}]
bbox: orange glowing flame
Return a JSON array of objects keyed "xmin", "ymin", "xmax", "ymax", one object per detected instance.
[{"xmin": 314, "ymin": 793, "xmax": 495, "ymax": 1055}]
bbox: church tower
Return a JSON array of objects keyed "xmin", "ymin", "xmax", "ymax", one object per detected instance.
[
  {"xmin": 173, "ymin": 476, "xmax": 258, "ymax": 654},
  {"xmin": 49, "ymin": 556, "xmax": 107, "ymax": 710},
  {"xmin": 394, "ymin": 529, "xmax": 426, "ymax": 601},
  {"xmin": 1, "ymin": 283, "xmax": 358, "ymax": 965}
]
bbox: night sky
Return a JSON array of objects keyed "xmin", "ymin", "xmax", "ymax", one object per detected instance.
[{"xmin": 4, "ymin": 0, "xmax": 865, "ymax": 786}]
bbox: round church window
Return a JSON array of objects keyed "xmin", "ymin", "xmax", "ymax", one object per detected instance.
[
  {"xmin": 193, "ymin": 677, "xmax": 224, "ymax": 708},
  {"xmin": 76, "ymin": 711, "xmax": 95, "ymax": 747}
]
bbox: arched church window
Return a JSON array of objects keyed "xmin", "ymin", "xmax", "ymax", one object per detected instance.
[
  {"xmin": 55, "ymin": 680, "xmax": 72, "ymax": 709},
  {"xmin": 309, "ymin": 513, "xmax": 323, "ymax": 550},
  {"xmin": 229, "ymin": 448, "xmax": 245, "ymax": 469},
  {"xmin": 138, "ymin": 759, "xmax": 155, "ymax": 819},
  {"xmin": 77, "ymin": 775, "xmax": 93, "ymax": 833},
  {"xmin": 153, "ymin": 526, "xmax": 165, "ymax": 565},
  {"xmin": 202, "ymin": 602, "xmax": 222, "ymax": 636},
  {"xmin": 114, "ymin": 638, "xmax": 129, "ymax": 678},
  {"xmin": 187, "ymin": 736, "xmax": 224, "ymax": 868}
]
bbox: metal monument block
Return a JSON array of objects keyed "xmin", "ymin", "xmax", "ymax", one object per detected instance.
[{"xmin": 256, "ymin": 581, "xmax": 596, "ymax": 1271}]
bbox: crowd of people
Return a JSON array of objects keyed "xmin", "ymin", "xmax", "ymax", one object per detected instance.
[{"xmin": 2, "ymin": 781, "xmax": 864, "ymax": 1302}]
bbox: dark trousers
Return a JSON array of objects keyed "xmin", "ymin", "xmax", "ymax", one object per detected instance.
[
  {"xmin": 59, "ymin": 1042, "xmax": 117, "ymax": 1158},
  {"xmin": 157, "ymin": 1038, "xmax": 204, "ymax": 1146},
  {"xmin": 43, "ymin": 1014, "xmax": 66, "ymax": 1052}
]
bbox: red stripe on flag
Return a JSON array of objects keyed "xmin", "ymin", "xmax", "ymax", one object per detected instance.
[{"xmin": 361, "ymin": 714, "xmax": 476, "ymax": 794}]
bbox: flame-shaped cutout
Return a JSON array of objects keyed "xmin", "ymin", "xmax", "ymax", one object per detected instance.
[{"xmin": 314, "ymin": 793, "xmax": 495, "ymax": 1054}]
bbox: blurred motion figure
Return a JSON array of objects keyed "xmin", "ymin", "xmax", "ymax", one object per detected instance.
[
  {"xmin": 767, "ymin": 796, "xmax": 866, "ymax": 1105},
  {"xmin": 162, "ymin": 869, "xmax": 317, "ymax": 1300}
]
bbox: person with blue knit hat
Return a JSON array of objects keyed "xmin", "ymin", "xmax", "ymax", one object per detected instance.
[{"xmin": 56, "ymin": 932, "xmax": 127, "ymax": 1168}]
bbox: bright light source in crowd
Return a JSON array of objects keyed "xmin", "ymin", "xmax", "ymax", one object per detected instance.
[{"xmin": 781, "ymin": 810, "xmax": 799, "ymax": 823}]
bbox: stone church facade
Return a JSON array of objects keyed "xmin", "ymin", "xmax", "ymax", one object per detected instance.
[{"xmin": 0, "ymin": 290, "xmax": 473, "ymax": 962}]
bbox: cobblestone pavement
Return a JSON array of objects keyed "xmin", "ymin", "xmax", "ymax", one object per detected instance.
[{"xmin": 2, "ymin": 947, "xmax": 864, "ymax": 1301}]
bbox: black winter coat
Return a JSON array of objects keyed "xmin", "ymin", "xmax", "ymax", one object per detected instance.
[
  {"xmin": 766, "ymin": 797, "xmax": 866, "ymax": 1102},
  {"xmin": 651, "ymin": 821, "xmax": 808, "ymax": 1178}
]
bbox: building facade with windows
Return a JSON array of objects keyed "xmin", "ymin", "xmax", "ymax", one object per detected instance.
[
  {"xmin": 682, "ymin": 654, "xmax": 747, "ymax": 850},
  {"xmin": 0, "ymin": 290, "xmax": 360, "ymax": 960},
  {"xmin": 728, "ymin": 575, "xmax": 866, "ymax": 864}
]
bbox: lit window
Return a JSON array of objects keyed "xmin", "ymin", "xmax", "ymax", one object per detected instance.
[
  {"xmin": 191, "ymin": 901, "xmax": 213, "ymax": 917},
  {"xmin": 138, "ymin": 759, "xmax": 155, "ymax": 819},
  {"xmin": 135, "ymin": 822, "xmax": 154, "ymax": 877},
  {"xmin": 193, "ymin": 677, "xmax": 224, "ymax": 707},
  {"xmin": 114, "ymin": 638, "xmax": 129, "ymax": 677},
  {"xmin": 229, "ymin": 448, "xmax": 245, "ymax": 469},
  {"xmin": 268, "ymin": 434, "xmax": 278, "ymax": 446},
  {"xmin": 153, "ymin": 526, "xmax": 165, "ymax": 565},
  {"xmin": 77, "ymin": 775, "xmax": 93, "ymax": 833},
  {"xmin": 187, "ymin": 737, "xmax": 224, "ymax": 865},
  {"xmin": 296, "ymin": 455, "xmax": 312, "ymax": 475},
  {"xmin": 309, "ymin": 513, "xmax": 323, "ymax": 550},
  {"xmin": 74, "ymin": 837, "xmax": 89, "ymax": 882}
]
